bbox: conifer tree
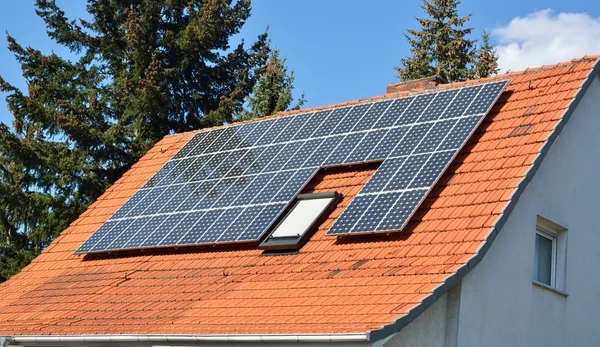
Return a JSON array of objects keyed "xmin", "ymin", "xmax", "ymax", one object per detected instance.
[
  {"xmin": 474, "ymin": 30, "xmax": 500, "ymax": 78},
  {"xmin": 396, "ymin": 0, "xmax": 477, "ymax": 83},
  {"xmin": 0, "ymin": 0, "xmax": 272, "ymax": 281},
  {"xmin": 239, "ymin": 49, "xmax": 305, "ymax": 120}
]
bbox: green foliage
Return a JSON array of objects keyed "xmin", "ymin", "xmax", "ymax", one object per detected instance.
[
  {"xmin": 474, "ymin": 30, "xmax": 500, "ymax": 78},
  {"xmin": 239, "ymin": 49, "xmax": 305, "ymax": 120},
  {"xmin": 396, "ymin": 0, "xmax": 498, "ymax": 83},
  {"xmin": 0, "ymin": 245, "xmax": 37, "ymax": 282},
  {"xmin": 0, "ymin": 0, "xmax": 272, "ymax": 281}
]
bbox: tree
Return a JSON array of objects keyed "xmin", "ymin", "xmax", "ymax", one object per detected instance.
[
  {"xmin": 0, "ymin": 0, "xmax": 271, "ymax": 281},
  {"xmin": 474, "ymin": 30, "xmax": 500, "ymax": 78},
  {"xmin": 396, "ymin": 0, "xmax": 478, "ymax": 83},
  {"xmin": 238, "ymin": 49, "xmax": 305, "ymax": 120}
]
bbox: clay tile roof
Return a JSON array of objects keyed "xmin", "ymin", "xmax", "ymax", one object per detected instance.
[{"xmin": 0, "ymin": 56, "xmax": 598, "ymax": 339}]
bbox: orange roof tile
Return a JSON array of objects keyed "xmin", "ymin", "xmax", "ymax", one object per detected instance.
[{"xmin": 0, "ymin": 56, "xmax": 598, "ymax": 340}]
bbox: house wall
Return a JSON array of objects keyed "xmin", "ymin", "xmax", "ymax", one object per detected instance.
[
  {"xmin": 453, "ymin": 72, "xmax": 600, "ymax": 347},
  {"xmin": 379, "ymin": 283, "xmax": 461, "ymax": 347},
  {"xmin": 383, "ymin": 72, "xmax": 600, "ymax": 347}
]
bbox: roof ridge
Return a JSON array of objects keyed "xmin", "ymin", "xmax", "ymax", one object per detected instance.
[{"xmin": 164, "ymin": 55, "xmax": 600, "ymax": 139}]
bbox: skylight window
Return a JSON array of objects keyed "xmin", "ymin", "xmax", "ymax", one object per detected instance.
[{"xmin": 260, "ymin": 192, "xmax": 341, "ymax": 251}]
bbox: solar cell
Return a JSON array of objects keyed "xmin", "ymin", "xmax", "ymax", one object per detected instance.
[
  {"xmin": 252, "ymin": 171, "xmax": 295, "ymax": 204},
  {"xmin": 228, "ymin": 121, "xmax": 258, "ymax": 150},
  {"xmin": 374, "ymin": 97, "xmax": 413, "ymax": 129},
  {"xmin": 358, "ymin": 100, "xmax": 393, "ymax": 130},
  {"xmin": 292, "ymin": 110, "xmax": 329, "ymax": 140},
  {"xmin": 158, "ymin": 211, "xmax": 202, "ymax": 246},
  {"xmin": 271, "ymin": 168, "xmax": 317, "ymax": 202},
  {"xmin": 384, "ymin": 154, "xmax": 430, "ymax": 191},
  {"xmin": 263, "ymin": 142, "xmax": 303, "ymax": 172},
  {"xmin": 257, "ymin": 116, "xmax": 294, "ymax": 145},
  {"xmin": 390, "ymin": 123, "xmax": 434, "ymax": 157},
  {"xmin": 277, "ymin": 112, "xmax": 313, "ymax": 140},
  {"xmin": 77, "ymin": 80, "xmax": 508, "ymax": 253},
  {"xmin": 106, "ymin": 216, "xmax": 151, "ymax": 250},
  {"xmin": 138, "ymin": 213, "xmax": 187, "ymax": 247},
  {"xmin": 204, "ymin": 127, "xmax": 234, "ymax": 154},
  {"xmin": 331, "ymin": 104, "xmax": 370, "ymax": 135},
  {"xmin": 353, "ymin": 192, "xmax": 402, "ymax": 232},
  {"xmin": 91, "ymin": 219, "xmax": 134, "ymax": 251},
  {"xmin": 375, "ymin": 189, "xmax": 425, "ymax": 231},
  {"xmin": 323, "ymin": 132, "xmax": 366, "ymax": 166},
  {"xmin": 302, "ymin": 136, "xmax": 341, "ymax": 167},
  {"xmin": 417, "ymin": 89, "xmax": 458, "ymax": 122},
  {"xmin": 326, "ymin": 195, "xmax": 376, "ymax": 234},
  {"xmin": 283, "ymin": 138, "xmax": 322, "ymax": 170},
  {"xmin": 414, "ymin": 119, "xmax": 457, "ymax": 154},
  {"xmin": 395, "ymin": 93, "xmax": 435, "ymax": 126},
  {"xmin": 369, "ymin": 126, "xmax": 409, "ymax": 160},
  {"xmin": 441, "ymin": 85, "xmax": 482, "ymax": 119},
  {"xmin": 199, "ymin": 207, "xmax": 244, "ymax": 243},
  {"xmin": 172, "ymin": 131, "xmax": 209, "ymax": 159},
  {"xmin": 312, "ymin": 108, "xmax": 351, "ymax": 137},
  {"xmin": 124, "ymin": 215, "xmax": 166, "ymax": 248},
  {"xmin": 345, "ymin": 129, "xmax": 388, "ymax": 163},
  {"xmin": 175, "ymin": 211, "xmax": 210, "ymax": 245},
  {"xmin": 241, "ymin": 119, "xmax": 276, "ymax": 147},
  {"xmin": 242, "ymin": 203, "xmax": 287, "ymax": 240}
]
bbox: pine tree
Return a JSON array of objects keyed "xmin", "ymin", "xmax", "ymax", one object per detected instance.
[
  {"xmin": 239, "ymin": 49, "xmax": 305, "ymax": 120},
  {"xmin": 474, "ymin": 30, "xmax": 500, "ymax": 78},
  {"xmin": 0, "ymin": 0, "xmax": 271, "ymax": 281},
  {"xmin": 396, "ymin": 0, "xmax": 477, "ymax": 83}
]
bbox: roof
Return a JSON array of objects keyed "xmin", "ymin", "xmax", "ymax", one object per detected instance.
[{"xmin": 0, "ymin": 56, "xmax": 598, "ymax": 340}]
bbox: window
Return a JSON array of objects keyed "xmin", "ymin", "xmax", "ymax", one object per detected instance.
[
  {"xmin": 533, "ymin": 216, "xmax": 567, "ymax": 294},
  {"xmin": 534, "ymin": 229, "xmax": 556, "ymax": 286},
  {"xmin": 260, "ymin": 192, "xmax": 341, "ymax": 251}
]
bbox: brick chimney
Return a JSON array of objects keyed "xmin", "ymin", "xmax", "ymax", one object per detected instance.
[{"xmin": 386, "ymin": 75, "xmax": 443, "ymax": 94}]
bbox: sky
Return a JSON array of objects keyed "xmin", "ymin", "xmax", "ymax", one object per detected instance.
[{"xmin": 0, "ymin": 0, "xmax": 599, "ymax": 126}]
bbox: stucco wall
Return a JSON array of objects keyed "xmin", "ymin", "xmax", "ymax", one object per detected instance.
[
  {"xmin": 380, "ymin": 283, "xmax": 461, "ymax": 347},
  {"xmin": 455, "ymin": 73, "xmax": 600, "ymax": 346}
]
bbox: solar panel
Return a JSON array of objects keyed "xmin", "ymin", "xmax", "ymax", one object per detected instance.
[
  {"xmin": 77, "ymin": 80, "xmax": 508, "ymax": 253},
  {"xmin": 327, "ymin": 81, "xmax": 507, "ymax": 235}
]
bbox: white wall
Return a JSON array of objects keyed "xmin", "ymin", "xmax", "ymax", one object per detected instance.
[
  {"xmin": 380, "ymin": 283, "xmax": 461, "ymax": 347},
  {"xmin": 455, "ymin": 73, "xmax": 600, "ymax": 346}
]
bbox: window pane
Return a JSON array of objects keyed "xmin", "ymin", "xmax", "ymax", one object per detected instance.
[
  {"xmin": 535, "ymin": 233, "xmax": 553, "ymax": 285},
  {"xmin": 271, "ymin": 197, "xmax": 334, "ymax": 238}
]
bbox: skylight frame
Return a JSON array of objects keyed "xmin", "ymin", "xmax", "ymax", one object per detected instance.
[{"xmin": 259, "ymin": 192, "xmax": 341, "ymax": 251}]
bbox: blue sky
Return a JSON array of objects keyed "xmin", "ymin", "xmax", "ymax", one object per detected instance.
[{"xmin": 0, "ymin": 0, "xmax": 599, "ymax": 126}]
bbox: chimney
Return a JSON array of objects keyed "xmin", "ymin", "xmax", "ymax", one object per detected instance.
[{"xmin": 386, "ymin": 75, "xmax": 443, "ymax": 94}]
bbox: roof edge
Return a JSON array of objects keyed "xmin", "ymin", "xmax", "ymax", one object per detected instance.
[
  {"xmin": 367, "ymin": 57, "xmax": 600, "ymax": 343},
  {"xmin": 3, "ymin": 333, "xmax": 369, "ymax": 345}
]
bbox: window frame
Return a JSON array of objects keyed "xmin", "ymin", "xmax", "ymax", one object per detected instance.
[
  {"xmin": 259, "ymin": 192, "xmax": 341, "ymax": 251},
  {"xmin": 534, "ymin": 226, "xmax": 557, "ymax": 288},
  {"xmin": 533, "ymin": 216, "xmax": 568, "ymax": 296}
]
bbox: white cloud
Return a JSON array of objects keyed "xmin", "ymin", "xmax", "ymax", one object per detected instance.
[{"xmin": 492, "ymin": 9, "xmax": 600, "ymax": 72}]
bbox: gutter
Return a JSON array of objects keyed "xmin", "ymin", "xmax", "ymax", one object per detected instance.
[{"xmin": 3, "ymin": 334, "xmax": 368, "ymax": 345}]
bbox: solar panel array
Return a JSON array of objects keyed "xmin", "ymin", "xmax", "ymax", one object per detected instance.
[{"xmin": 77, "ymin": 80, "xmax": 508, "ymax": 253}]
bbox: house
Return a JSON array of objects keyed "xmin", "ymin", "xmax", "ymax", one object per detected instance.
[{"xmin": 0, "ymin": 56, "xmax": 599, "ymax": 347}]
